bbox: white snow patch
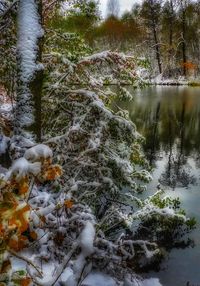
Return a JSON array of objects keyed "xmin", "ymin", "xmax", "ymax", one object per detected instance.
[
  {"xmin": 24, "ymin": 144, "xmax": 53, "ymax": 162},
  {"xmin": 142, "ymin": 278, "xmax": 162, "ymax": 286},
  {"xmin": 82, "ymin": 272, "xmax": 117, "ymax": 286},
  {"xmin": 17, "ymin": 0, "xmax": 43, "ymax": 83},
  {"xmin": 36, "ymin": 203, "xmax": 55, "ymax": 216},
  {"xmin": 0, "ymin": 103, "xmax": 13, "ymax": 114},
  {"xmin": 60, "ymin": 267, "xmax": 73, "ymax": 284},
  {"xmin": 16, "ymin": 0, "xmax": 44, "ymax": 135},
  {"xmin": 80, "ymin": 51, "xmax": 111, "ymax": 63},
  {"xmin": 123, "ymin": 277, "xmax": 163, "ymax": 286},
  {"xmin": 80, "ymin": 221, "xmax": 95, "ymax": 257},
  {"xmin": 81, "ymin": 272, "xmax": 162, "ymax": 286},
  {"xmin": 6, "ymin": 157, "xmax": 41, "ymax": 181},
  {"xmin": 0, "ymin": 135, "xmax": 9, "ymax": 154}
]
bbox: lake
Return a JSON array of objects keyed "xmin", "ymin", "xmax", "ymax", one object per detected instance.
[{"xmin": 115, "ymin": 86, "xmax": 200, "ymax": 286}]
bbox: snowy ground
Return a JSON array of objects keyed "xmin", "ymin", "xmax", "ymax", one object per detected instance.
[
  {"xmin": 150, "ymin": 74, "xmax": 200, "ymax": 86},
  {"xmin": 81, "ymin": 272, "xmax": 162, "ymax": 286}
]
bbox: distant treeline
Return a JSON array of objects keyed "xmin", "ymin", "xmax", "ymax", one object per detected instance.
[{"xmin": 49, "ymin": 0, "xmax": 200, "ymax": 78}]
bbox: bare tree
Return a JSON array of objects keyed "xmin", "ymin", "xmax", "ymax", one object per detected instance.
[
  {"xmin": 106, "ymin": 0, "xmax": 120, "ymax": 17},
  {"xmin": 179, "ymin": 0, "xmax": 187, "ymax": 77},
  {"xmin": 141, "ymin": 0, "xmax": 163, "ymax": 74}
]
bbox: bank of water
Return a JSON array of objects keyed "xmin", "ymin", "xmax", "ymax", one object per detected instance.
[{"xmin": 115, "ymin": 86, "xmax": 200, "ymax": 286}]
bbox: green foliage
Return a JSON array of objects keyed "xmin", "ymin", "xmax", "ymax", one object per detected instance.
[
  {"xmin": 45, "ymin": 30, "xmax": 92, "ymax": 63},
  {"xmin": 186, "ymin": 217, "xmax": 197, "ymax": 229},
  {"xmin": 133, "ymin": 191, "xmax": 196, "ymax": 254},
  {"xmin": 47, "ymin": 0, "xmax": 99, "ymax": 43},
  {"xmin": 140, "ymin": 0, "xmax": 161, "ymax": 25},
  {"xmin": 136, "ymin": 58, "xmax": 151, "ymax": 69},
  {"xmin": 149, "ymin": 192, "xmax": 181, "ymax": 210}
]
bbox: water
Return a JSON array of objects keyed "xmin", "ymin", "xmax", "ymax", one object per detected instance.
[{"xmin": 115, "ymin": 86, "xmax": 200, "ymax": 286}]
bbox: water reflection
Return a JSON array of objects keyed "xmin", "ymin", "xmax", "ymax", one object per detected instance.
[
  {"xmin": 115, "ymin": 86, "xmax": 200, "ymax": 188},
  {"xmin": 114, "ymin": 86, "xmax": 200, "ymax": 286}
]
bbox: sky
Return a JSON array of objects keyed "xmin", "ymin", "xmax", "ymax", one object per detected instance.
[{"xmin": 99, "ymin": 0, "xmax": 137, "ymax": 17}]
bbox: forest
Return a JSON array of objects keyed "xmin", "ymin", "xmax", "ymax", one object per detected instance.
[{"xmin": 0, "ymin": 0, "xmax": 199, "ymax": 286}]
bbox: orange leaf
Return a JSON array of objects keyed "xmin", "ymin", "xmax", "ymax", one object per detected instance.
[
  {"xmin": 19, "ymin": 277, "xmax": 32, "ymax": 286},
  {"xmin": 29, "ymin": 231, "xmax": 37, "ymax": 240},
  {"xmin": 39, "ymin": 215, "xmax": 46, "ymax": 223},
  {"xmin": 64, "ymin": 200, "xmax": 73, "ymax": 209},
  {"xmin": 6, "ymin": 204, "xmax": 30, "ymax": 234},
  {"xmin": 18, "ymin": 181, "xmax": 29, "ymax": 195},
  {"xmin": 8, "ymin": 235, "xmax": 28, "ymax": 251},
  {"xmin": 14, "ymin": 205, "xmax": 30, "ymax": 233},
  {"xmin": 43, "ymin": 165, "xmax": 63, "ymax": 181},
  {"xmin": 0, "ymin": 260, "xmax": 11, "ymax": 274},
  {"xmin": 13, "ymin": 277, "xmax": 32, "ymax": 286},
  {"xmin": 8, "ymin": 238, "xmax": 19, "ymax": 251},
  {"xmin": 0, "ymin": 224, "xmax": 4, "ymax": 236},
  {"xmin": 181, "ymin": 61, "xmax": 197, "ymax": 70}
]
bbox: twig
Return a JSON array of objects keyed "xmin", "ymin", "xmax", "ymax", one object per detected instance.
[
  {"xmin": 29, "ymin": 242, "xmax": 78, "ymax": 286},
  {"xmin": 26, "ymin": 177, "xmax": 35, "ymax": 203},
  {"xmin": 77, "ymin": 262, "xmax": 87, "ymax": 286},
  {"xmin": 8, "ymin": 249, "xmax": 43, "ymax": 277},
  {"xmin": 0, "ymin": 0, "xmax": 18, "ymax": 20},
  {"xmin": 27, "ymin": 232, "xmax": 49, "ymax": 249}
]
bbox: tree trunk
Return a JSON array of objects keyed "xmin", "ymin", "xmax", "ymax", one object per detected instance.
[
  {"xmin": 149, "ymin": 1, "xmax": 162, "ymax": 74},
  {"xmin": 181, "ymin": 1, "xmax": 187, "ymax": 77},
  {"xmin": 15, "ymin": 0, "xmax": 43, "ymax": 142},
  {"xmin": 152, "ymin": 24, "xmax": 162, "ymax": 74},
  {"xmin": 168, "ymin": 0, "xmax": 174, "ymax": 76}
]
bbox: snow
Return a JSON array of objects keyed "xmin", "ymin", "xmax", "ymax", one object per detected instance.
[
  {"xmin": 80, "ymin": 51, "xmax": 111, "ymax": 63},
  {"xmin": 24, "ymin": 144, "xmax": 53, "ymax": 162},
  {"xmin": 0, "ymin": 103, "xmax": 13, "ymax": 115},
  {"xmin": 16, "ymin": 0, "xmax": 44, "ymax": 137},
  {"xmin": 11, "ymin": 255, "xmax": 27, "ymax": 273},
  {"xmin": 0, "ymin": 165, "xmax": 7, "ymax": 175},
  {"xmin": 37, "ymin": 203, "xmax": 55, "ymax": 216},
  {"xmin": 17, "ymin": 0, "xmax": 43, "ymax": 84},
  {"xmin": 80, "ymin": 221, "xmax": 95, "ymax": 257},
  {"xmin": 153, "ymin": 74, "xmax": 189, "ymax": 86},
  {"xmin": 0, "ymin": 134, "xmax": 9, "ymax": 154},
  {"xmin": 81, "ymin": 273, "xmax": 162, "ymax": 286},
  {"xmin": 6, "ymin": 157, "xmax": 41, "ymax": 181},
  {"xmin": 142, "ymin": 278, "xmax": 162, "ymax": 286},
  {"xmin": 136, "ymin": 66, "xmax": 150, "ymax": 81},
  {"xmin": 60, "ymin": 267, "xmax": 74, "ymax": 284},
  {"xmin": 82, "ymin": 272, "xmax": 117, "ymax": 286},
  {"xmin": 9, "ymin": 135, "xmax": 35, "ymax": 160}
]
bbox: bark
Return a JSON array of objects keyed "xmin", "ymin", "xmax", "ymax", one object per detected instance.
[
  {"xmin": 152, "ymin": 25, "xmax": 162, "ymax": 74},
  {"xmin": 149, "ymin": 1, "xmax": 162, "ymax": 74},
  {"xmin": 181, "ymin": 0, "xmax": 187, "ymax": 77},
  {"xmin": 168, "ymin": 0, "xmax": 174, "ymax": 75}
]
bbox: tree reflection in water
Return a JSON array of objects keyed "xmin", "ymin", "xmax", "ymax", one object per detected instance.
[
  {"xmin": 160, "ymin": 101, "xmax": 196, "ymax": 189},
  {"xmin": 114, "ymin": 86, "xmax": 200, "ymax": 190}
]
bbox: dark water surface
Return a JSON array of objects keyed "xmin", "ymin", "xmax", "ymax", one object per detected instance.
[{"xmin": 115, "ymin": 86, "xmax": 200, "ymax": 286}]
